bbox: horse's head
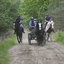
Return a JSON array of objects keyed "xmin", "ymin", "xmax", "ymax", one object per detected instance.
[
  {"xmin": 36, "ymin": 20, "xmax": 42, "ymax": 31},
  {"xmin": 49, "ymin": 21, "xmax": 54, "ymax": 29}
]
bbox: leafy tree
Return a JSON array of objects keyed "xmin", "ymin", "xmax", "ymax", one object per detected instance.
[
  {"xmin": 20, "ymin": 0, "xmax": 50, "ymax": 18},
  {"xmin": 0, "ymin": 0, "xmax": 21, "ymax": 32}
]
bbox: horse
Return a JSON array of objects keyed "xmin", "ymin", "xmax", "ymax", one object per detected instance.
[
  {"xmin": 45, "ymin": 20, "xmax": 54, "ymax": 41},
  {"xmin": 35, "ymin": 20, "xmax": 46, "ymax": 45},
  {"xmin": 15, "ymin": 21, "xmax": 22, "ymax": 43}
]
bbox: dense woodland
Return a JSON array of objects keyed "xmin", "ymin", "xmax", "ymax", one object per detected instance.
[{"xmin": 0, "ymin": 0, "xmax": 64, "ymax": 33}]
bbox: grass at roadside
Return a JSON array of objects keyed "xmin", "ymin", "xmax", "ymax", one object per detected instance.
[
  {"xmin": 0, "ymin": 31, "xmax": 17, "ymax": 64},
  {"xmin": 53, "ymin": 31, "xmax": 64, "ymax": 45}
]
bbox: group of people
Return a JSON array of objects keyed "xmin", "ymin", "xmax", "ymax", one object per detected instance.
[
  {"xmin": 29, "ymin": 13, "xmax": 55, "ymax": 33},
  {"xmin": 14, "ymin": 13, "xmax": 55, "ymax": 34}
]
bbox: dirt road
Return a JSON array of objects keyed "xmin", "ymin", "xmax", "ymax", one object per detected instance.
[{"xmin": 9, "ymin": 29, "xmax": 64, "ymax": 64}]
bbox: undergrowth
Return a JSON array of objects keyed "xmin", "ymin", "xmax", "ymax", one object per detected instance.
[
  {"xmin": 53, "ymin": 31, "xmax": 64, "ymax": 45},
  {"xmin": 0, "ymin": 31, "xmax": 17, "ymax": 64}
]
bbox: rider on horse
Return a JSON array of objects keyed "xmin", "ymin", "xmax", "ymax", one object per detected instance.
[
  {"xmin": 44, "ymin": 13, "xmax": 51, "ymax": 29},
  {"xmin": 14, "ymin": 15, "xmax": 25, "ymax": 34},
  {"xmin": 44, "ymin": 14, "xmax": 55, "ymax": 33}
]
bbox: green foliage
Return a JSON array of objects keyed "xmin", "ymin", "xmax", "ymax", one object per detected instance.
[
  {"xmin": 0, "ymin": 35, "xmax": 17, "ymax": 64},
  {"xmin": 0, "ymin": 0, "xmax": 21, "ymax": 32},
  {"xmin": 18, "ymin": 0, "xmax": 50, "ymax": 26},
  {"xmin": 21, "ymin": 0, "xmax": 50, "ymax": 18},
  {"xmin": 54, "ymin": 31, "xmax": 64, "ymax": 45}
]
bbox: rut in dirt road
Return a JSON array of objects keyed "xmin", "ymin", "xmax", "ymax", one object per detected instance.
[{"xmin": 9, "ymin": 29, "xmax": 64, "ymax": 64}]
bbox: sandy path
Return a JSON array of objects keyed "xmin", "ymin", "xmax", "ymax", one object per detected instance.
[{"xmin": 9, "ymin": 29, "xmax": 64, "ymax": 64}]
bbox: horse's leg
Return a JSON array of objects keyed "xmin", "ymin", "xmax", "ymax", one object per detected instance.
[
  {"xmin": 20, "ymin": 35, "xmax": 22, "ymax": 43},
  {"xmin": 16, "ymin": 33, "xmax": 19, "ymax": 43},
  {"xmin": 16, "ymin": 33, "xmax": 18, "ymax": 41},
  {"xmin": 45, "ymin": 32, "xmax": 47, "ymax": 40},
  {"xmin": 19, "ymin": 35, "xmax": 21, "ymax": 43},
  {"xmin": 19, "ymin": 33, "xmax": 22, "ymax": 43},
  {"xmin": 21, "ymin": 33, "xmax": 22, "ymax": 43},
  {"xmin": 37, "ymin": 37, "xmax": 40, "ymax": 45},
  {"xmin": 46, "ymin": 33, "xmax": 47, "ymax": 41},
  {"xmin": 16, "ymin": 31, "xmax": 20, "ymax": 43},
  {"xmin": 50, "ymin": 33, "xmax": 52, "ymax": 42},
  {"xmin": 47, "ymin": 33, "xmax": 49, "ymax": 41}
]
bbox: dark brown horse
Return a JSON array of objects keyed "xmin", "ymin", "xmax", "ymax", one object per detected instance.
[
  {"xmin": 15, "ymin": 21, "xmax": 22, "ymax": 43},
  {"xmin": 35, "ymin": 20, "xmax": 46, "ymax": 45}
]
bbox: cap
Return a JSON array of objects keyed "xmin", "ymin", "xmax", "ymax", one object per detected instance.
[{"xmin": 31, "ymin": 17, "xmax": 34, "ymax": 20}]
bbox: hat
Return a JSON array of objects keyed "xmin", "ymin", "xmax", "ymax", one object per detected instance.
[{"xmin": 31, "ymin": 17, "xmax": 34, "ymax": 20}]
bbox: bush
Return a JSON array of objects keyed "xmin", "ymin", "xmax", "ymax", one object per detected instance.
[
  {"xmin": 0, "ymin": 35, "xmax": 17, "ymax": 64},
  {"xmin": 0, "ymin": 0, "xmax": 21, "ymax": 32},
  {"xmin": 54, "ymin": 31, "xmax": 64, "ymax": 45}
]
